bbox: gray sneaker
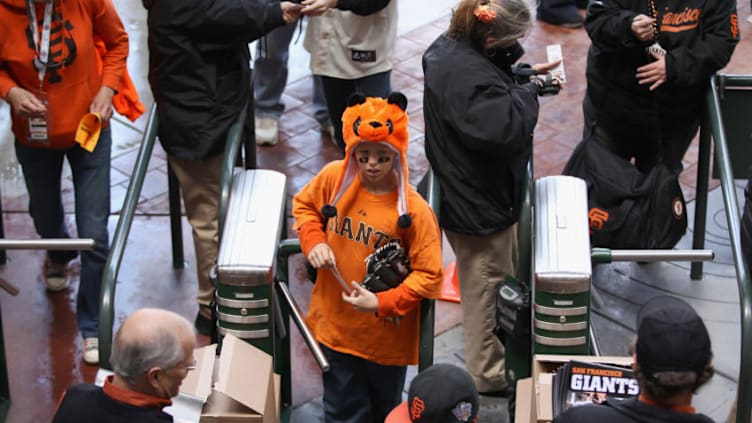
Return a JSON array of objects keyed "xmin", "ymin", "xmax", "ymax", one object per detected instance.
[
  {"xmin": 255, "ymin": 116, "xmax": 279, "ymax": 146},
  {"xmin": 44, "ymin": 257, "xmax": 70, "ymax": 292},
  {"xmin": 319, "ymin": 122, "xmax": 335, "ymax": 138}
]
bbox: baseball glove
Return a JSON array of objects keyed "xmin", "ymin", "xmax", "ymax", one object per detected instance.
[{"xmin": 360, "ymin": 242, "xmax": 411, "ymax": 293}]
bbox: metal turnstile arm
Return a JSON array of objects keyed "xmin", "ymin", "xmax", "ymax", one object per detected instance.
[{"xmin": 275, "ymin": 280, "xmax": 330, "ymax": 372}]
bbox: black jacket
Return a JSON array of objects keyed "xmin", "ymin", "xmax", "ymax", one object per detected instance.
[
  {"xmin": 553, "ymin": 398, "xmax": 715, "ymax": 423},
  {"xmin": 52, "ymin": 384, "xmax": 172, "ymax": 423},
  {"xmin": 583, "ymin": 0, "xmax": 738, "ymax": 138},
  {"xmin": 143, "ymin": 0, "xmax": 285, "ymax": 160},
  {"xmin": 422, "ymin": 35, "xmax": 539, "ymax": 235}
]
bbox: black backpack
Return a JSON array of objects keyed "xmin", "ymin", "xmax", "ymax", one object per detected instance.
[{"xmin": 563, "ymin": 138, "xmax": 687, "ymax": 249}]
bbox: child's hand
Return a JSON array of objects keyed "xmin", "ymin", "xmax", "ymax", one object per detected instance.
[
  {"xmin": 307, "ymin": 243, "xmax": 335, "ymax": 268},
  {"xmin": 341, "ymin": 282, "xmax": 378, "ymax": 313}
]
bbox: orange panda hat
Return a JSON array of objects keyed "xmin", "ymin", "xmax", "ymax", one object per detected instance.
[{"xmin": 321, "ymin": 92, "xmax": 412, "ymax": 228}]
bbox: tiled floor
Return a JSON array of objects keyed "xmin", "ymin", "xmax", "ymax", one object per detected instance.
[{"xmin": 0, "ymin": 1, "xmax": 750, "ymax": 422}]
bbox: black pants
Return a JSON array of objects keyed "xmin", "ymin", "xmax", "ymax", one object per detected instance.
[
  {"xmin": 583, "ymin": 96, "xmax": 699, "ymax": 173},
  {"xmin": 321, "ymin": 344, "xmax": 407, "ymax": 423},
  {"xmin": 320, "ymin": 71, "xmax": 391, "ymax": 154}
]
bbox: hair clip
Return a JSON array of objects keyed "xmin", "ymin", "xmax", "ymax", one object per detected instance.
[{"xmin": 474, "ymin": 4, "xmax": 496, "ymax": 23}]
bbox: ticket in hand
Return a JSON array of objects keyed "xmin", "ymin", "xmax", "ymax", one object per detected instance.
[{"xmin": 546, "ymin": 44, "xmax": 566, "ymax": 83}]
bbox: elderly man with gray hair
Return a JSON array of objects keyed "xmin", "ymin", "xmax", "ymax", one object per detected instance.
[{"xmin": 52, "ymin": 308, "xmax": 196, "ymax": 422}]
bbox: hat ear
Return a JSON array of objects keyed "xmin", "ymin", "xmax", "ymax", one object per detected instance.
[
  {"xmin": 387, "ymin": 92, "xmax": 408, "ymax": 111},
  {"xmin": 347, "ymin": 93, "xmax": 367, "ymax": 107}
]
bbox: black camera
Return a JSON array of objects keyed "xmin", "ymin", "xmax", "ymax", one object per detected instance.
[{"xmin": 534, "ymin": 74, "xmax": 561, "ymax": 97}]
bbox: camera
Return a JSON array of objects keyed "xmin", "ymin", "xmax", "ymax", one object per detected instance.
[{"xmin": 534, "ymin": 74, "xmax": 561, "ymax": 97}]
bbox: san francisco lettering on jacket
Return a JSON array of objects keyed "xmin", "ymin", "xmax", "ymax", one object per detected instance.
[{"xmin": 660, "ymin": 7, "xmax": 701, "ymax": 32}]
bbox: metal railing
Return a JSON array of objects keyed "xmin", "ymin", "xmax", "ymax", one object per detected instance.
[
  {"xmin": 697, "ymin": 74, "xmax": 752, "ymax": 423},
  {"xmin": 98, "ymin": 104, "xmax": 159, "ymax": 369}
]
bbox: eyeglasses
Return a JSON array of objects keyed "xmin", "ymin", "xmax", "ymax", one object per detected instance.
[{"xmin": 177, "ymin": 359, "xmax": 197, "ymax": 372}]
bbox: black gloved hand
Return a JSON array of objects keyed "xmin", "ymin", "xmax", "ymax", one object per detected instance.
[{"xmin": 533, "ymin": 73, "xmax": 561, "ymax": 96}]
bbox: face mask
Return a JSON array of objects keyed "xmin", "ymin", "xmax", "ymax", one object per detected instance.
[{"xmin": 489, "ymin": 41, "xmax": 525, "ymax": 68}]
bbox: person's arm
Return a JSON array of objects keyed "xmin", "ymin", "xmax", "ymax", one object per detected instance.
[
  {"xmin": 89, "ymin": 0, "xmax": 128, "ymax": 119},
  {"xmin": 301, "ymin": 0, "xmax": 390, "ymax": 17},
  {"xmin": 91, "ymin": 0, "xmax": 128, "ymax": 94},
  {"xmin": 377, "ymin": 202, "xmax": 444, "ymax": 317},
  {"xmin": 445, "ymin": 76, "xmax": 540, "ymax": 157},
  {"xmin": 161, "ymin": 0, "xmax": 286, "ymax": 51},
  {"xmin": 292, "ymin": 162, "xmax": 340, "ymax": 257},
  {"xmin": 0, "ymin": 64, "xmax": 18, "ymax": 101},
  {"xmin": 663, "ymin": 1, "xmax": 739, "ymax": 86},
  {"xmin": 584, "ymin": 0, "xmax": 644, "ymax": 53},
  {"xmin": 337, "ymin": 0, "xmax": 390, "ymax": 15}
]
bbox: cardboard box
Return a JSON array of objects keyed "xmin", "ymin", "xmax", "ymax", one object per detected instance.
[
  {"xmin": 514, "ymin": 354, "xmax": 633, "ymax": 423},
  {"xmin": 168, "ymin": 334, "xmax": 280, "ymax": 423}
]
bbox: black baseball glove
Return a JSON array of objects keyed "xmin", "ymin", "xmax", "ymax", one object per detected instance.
[{"xmin": 360, "ymin": 242, "xmax": 411, "ymax": 293}]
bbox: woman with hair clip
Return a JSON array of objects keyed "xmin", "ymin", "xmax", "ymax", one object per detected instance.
[
  {"xmin": 422, "ymin": 0, "xmax": 562, "ymax": 395},
  {"xmin": 0, "ymin": 0, "xmax": 130, "ymax": 365}
]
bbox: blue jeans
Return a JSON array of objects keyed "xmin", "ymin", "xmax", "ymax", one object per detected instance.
[
  {"xmin": 321, "ymin": 344, "xmax": 406, "ymax": 423},
  {"xmin": 254, "ymin": 24, "xmax": 330, "ymax": 125},
  {"xmin": 321, "ymin": 71, "xmax": 392, "ymax": 152},
  {"xmin": 15, "ymin": 127, "xmax": 111, "ymax": 338}
]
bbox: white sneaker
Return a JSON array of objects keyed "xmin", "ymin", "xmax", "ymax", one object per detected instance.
[
  {"xmin": 83, "ymin": 337, "xmax": 99, "ymax": 365},
  {"xmin": 255, "ymin": 117, "xmax": 279, "ymax": 146}
]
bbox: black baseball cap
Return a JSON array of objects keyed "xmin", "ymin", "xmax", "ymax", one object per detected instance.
[
  {"xmin": 386, "ymin": 363, "xmax": 479, "ymax": 423},
  {"xmin": 636, "ymin": 296, "xmax": 712, "ymax": 377}
]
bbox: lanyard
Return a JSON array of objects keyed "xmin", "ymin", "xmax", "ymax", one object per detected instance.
[
  {"xmin": 648, "ymin": 0, "xmax": 659, "ymax": 41},
  {"xmin": 26, "ymin": 0, "xmax": 54, "ymax": 90}
]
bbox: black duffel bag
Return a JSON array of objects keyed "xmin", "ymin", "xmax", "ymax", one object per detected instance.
[{"xmin": 562, "ymin": 137, "xmax": 687, "ymax": 249}]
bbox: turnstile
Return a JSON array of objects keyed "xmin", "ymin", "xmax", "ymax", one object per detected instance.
[
  {"xmin": 215, "ymin": 169, "xmax": 287, "ymax": 355},
  {"xmin": 533, "ymin": 176, "xmax": 592, "ymax": 355}
]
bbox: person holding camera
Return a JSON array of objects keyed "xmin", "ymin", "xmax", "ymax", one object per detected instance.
[{"xmin": 422, "ymin": 0, "xmax": 561, "ymax": 395}]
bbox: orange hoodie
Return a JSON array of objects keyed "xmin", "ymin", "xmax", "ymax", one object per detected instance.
[
  {"xmin": 293, "ymin": 161, "xmax": 444, "ymax": 366},
  {"xmin": 0, "ymin": 0, "xmax": 128, "ymax": 149}
]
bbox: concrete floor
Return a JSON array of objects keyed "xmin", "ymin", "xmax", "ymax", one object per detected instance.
[{"xmin": 0, "ymin": 0, "xmax": 751, "ymax": 421}]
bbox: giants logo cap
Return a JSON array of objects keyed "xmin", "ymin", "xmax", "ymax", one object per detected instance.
[{"xmin": 386, "ymin": 363, "xmax": 479, "ymax": 423}]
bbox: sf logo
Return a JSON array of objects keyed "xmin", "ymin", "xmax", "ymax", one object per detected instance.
[
  {"xmin": 410, "ymin": 397, "xmax": 426, "ymax": 420},
  {"xmin": 589, "ymin": 208, "xmax": 609, "ymax": 234}
]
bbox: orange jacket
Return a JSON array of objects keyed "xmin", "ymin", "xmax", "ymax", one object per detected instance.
[
  {"xmin": 95, "ymin": 38, "xmax": 144, "ymax": 122},
  {"xmin": 0, "ymin": 0, "xmax": 128, "ymax": 148},
  {"xmin": 293, "ymin": 161, "xmax": 443, "ymax": 366}
]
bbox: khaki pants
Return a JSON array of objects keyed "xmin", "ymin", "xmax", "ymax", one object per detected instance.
[
  {"xmin": 168, "ymin": 154, "xmax": 222, "ymax": 319},
  {"xmin": 445, "ymin": 224, "xmax": 518, "ymax": 392}
]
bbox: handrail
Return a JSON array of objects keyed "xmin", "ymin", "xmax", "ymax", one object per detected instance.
[
  {"xmin": 419, "ymin": 169, "xmax": 440, "ymax": 372},
  {"xmin": 0, "ymin": 239, "xmax": 94, "ymax": 250},
  {"xmin": 217, "ymin": 104, "xmax": 249, "ymax": 239},
  {"xmin": 706, "ymin": 74, "xmax": 752, "ymax": 423},
  {"xmin": 98, "ymin": 104, "xmax": 159, "ymax": 370}
]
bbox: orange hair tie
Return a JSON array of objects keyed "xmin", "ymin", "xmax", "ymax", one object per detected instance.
[{"xmin": 474, "ymin": 4, "xmax": 497, "ymax": 23}]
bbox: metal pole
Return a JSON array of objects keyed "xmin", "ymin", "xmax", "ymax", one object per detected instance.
[
  {"xmin": 0, "ymin": 239, "xmax": 95, "ymax": 251},
  {"xmin": 706, "ymin": 75, "xmax": 752, "ymax": 423},
  {"xmin": 691, "ymin": 116, "xmax": 712, "ymax": 279},
  {"xmin": 167, "ymin": 164, "xmax": 185, "ymax": 269},
  {"xmin": 607, "ymin": 249, "xmax": 714, "ymax": 262},
  {"xmin": 0, "ymin": 191, "xmax": 6, "ymax": 264},
  {"xmin": 275, "ymin": 280, "xmax": 330, "ymax": 372}
]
